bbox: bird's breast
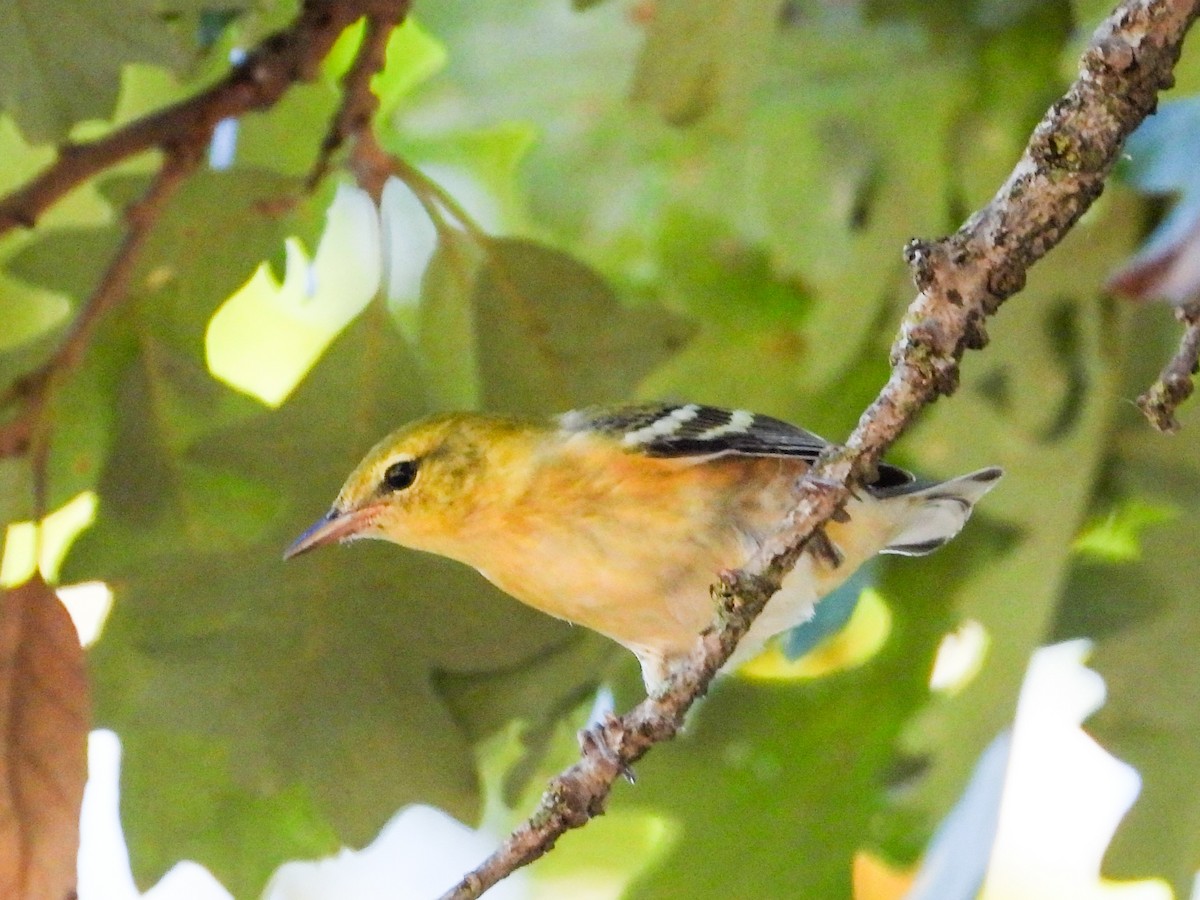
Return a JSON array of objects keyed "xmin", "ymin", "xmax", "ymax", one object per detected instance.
[{"xmin": 461, "ymin": 450, "xmax": 817, "ymax": 657}]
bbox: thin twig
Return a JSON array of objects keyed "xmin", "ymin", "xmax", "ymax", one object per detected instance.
[
  {"xmin": 388, "ymin": 153, "xmax": 492, "ymax": 245},
  {"xmin": 306, "ymin": 6, "xmax": 412, "ymax": 196},
  {"xmin": 1137, "ymin": 299, "xmax": 1200, "ymax": 431},
  {"xmin": 0, "ymin": 0, "xmax": 414, "ymax": 488},
  {"xmin": 0, "ymin": 0, "xmax": 409, "ymax": 238},
  {"xmin": 350, "ymin": 131, "xmax": 491, "ymax": 244},
  {"xmin": 439, "ymin": 1, "xmax": 1200, "ymax": 896},
  {"xmin": 0, "ymin": 150, "xmax": 200, "ymax": 516}
]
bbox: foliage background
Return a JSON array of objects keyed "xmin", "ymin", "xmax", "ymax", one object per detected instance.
[{"xmin": 1, "ymin": 0, "xmax": 1199, "ymax": 897}]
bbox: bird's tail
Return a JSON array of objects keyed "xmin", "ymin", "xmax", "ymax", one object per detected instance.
[{"xmin": 882, "ymin": 467, "xmax": 1003, "ymax": 557}]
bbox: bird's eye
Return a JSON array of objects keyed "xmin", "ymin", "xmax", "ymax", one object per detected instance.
[{"xmin": 381, "ymin": 459, "xmax": 419, "ymax": 492}]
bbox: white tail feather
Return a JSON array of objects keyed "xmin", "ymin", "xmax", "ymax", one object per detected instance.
[{"xmin": 884, "ymin": 467, "xmax": 1003, "ymax": 557}]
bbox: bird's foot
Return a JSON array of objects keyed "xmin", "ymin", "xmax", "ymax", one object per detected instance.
[{"xmin": 578, "ymin": 712, "xmax": 636, "ymax": 784}]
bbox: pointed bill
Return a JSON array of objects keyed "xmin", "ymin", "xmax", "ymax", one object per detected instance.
[{"xmin": 283, "ymin": 507, "xmax": 377, "ymax": 560}]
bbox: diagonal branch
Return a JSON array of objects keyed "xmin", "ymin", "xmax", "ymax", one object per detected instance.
[
  {"xmin": 1136, "ymin": 299, "xmax": 1200, "ymax": 431},
  {"xmin": 439, "ymin": 1, "xmax": 1200, "ymax": 897},
  {"xmin": 0, "ymin": 0, "xmax": 414, "ymax": 515},
  {"xmin": 23, "ymin": 150, "xmax": 201, "ymax": 512},
  {"xmin": 307, "ymin": 6, "xmax": 412, "ymax": 197},
  {"xmin": 0, "ymin": 148, "xmax": 199, "ymax": 518},
  {"xmin": 0, "ymin": 0, "xmax": 409, "ymax": 238}
]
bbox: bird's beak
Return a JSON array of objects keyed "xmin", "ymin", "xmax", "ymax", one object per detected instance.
[{"xmin": 283, "ymin": 506, "xmax": 376, "ymax": 560}]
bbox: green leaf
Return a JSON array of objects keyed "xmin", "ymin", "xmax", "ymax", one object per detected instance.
[
  {"xmin": 385, "ymin": 122, "xmax": 538, "ymax": 235},
  {"xmin": 206, "ymin": 182, "xmax": 382, "ymax": 407},
  {"xmin": 0, "ymin": 458, "xmax": 33, "ymax": 532},
  {"xmin": 7, "ymin": 169, "xmax": 323, "ymax": 508},
  {"xmin": 117, "ymin": 729, "xmax": 339, "ymax": 894},
  {"xmin": 415, "ymin": 229, "xmax": 486, "ymax": 409},
  {"xmin": 418, "ymin": 236, "xmax": 693, "ymax": 415},
  {"xmin": 0, "ymin": 0, "xmax": 183, "ymax": 142},
  {"xmin": 374, "ymin": 19, "xmax": 449, "ymax": 120},
  {"xmin": 630, "ymin": 0, "xmax": 785, "ymax": 126},
  {"xmin": 0, "ymin": 276, "xmax": 69, "ymax": 352},
  {"xmin": 76, "ymin": 309, "xmax": 623, "ymax": 894},
  {"xmin": 232, "ymin": 84, "xmax": 341, "ymax": 177},
  {"xmin": 654, "ymin": 210, "xmax": 812, "ymax": 331},
  {"xmin": 1051, "ymin": 305, "xmax": 1200, "ymax": 896},
  {"xmin": 882, "ymin": 190, "xmax": 1139, "ymax": 850},
  {"xmin": 1072, "ymin": 497, "xmax": 1177, "ymax": 563}
]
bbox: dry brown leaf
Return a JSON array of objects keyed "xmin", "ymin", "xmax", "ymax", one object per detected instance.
[
  {"xmin": 1108, "ymin": 215, "xmax": 1200, "ymax": 305},
  {"xmin": 0, "ymin": 576, "xmax": 89, "ymax": 900}
]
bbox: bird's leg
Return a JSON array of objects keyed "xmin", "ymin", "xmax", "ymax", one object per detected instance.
[
  {"xmin": 578, "ymin": 712, "xmax": 636, "ymax": 785},
  {"xmin": 807, "ymin": 526, "xmax": 845, "ymax": 569}
]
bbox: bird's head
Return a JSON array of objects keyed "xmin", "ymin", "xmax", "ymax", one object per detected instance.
[{"xmin": 283, "ymin": 412, "xmax": 530, "ymax": 561}]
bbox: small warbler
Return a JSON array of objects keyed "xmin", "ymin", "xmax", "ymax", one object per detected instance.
[{"xmin": 285, "ymin": 403, "xmax": 1001, "ymax": 690}]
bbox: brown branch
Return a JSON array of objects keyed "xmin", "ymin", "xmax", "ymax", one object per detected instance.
[
  {"xmin": 0, "ymin": 0, "xmax": 409, "ymax": 238},
  {"xmin": 1137, "ymin": 299, "xmax": 1200, "ymax": 431},
  {"xmin": 1, "ymin": 149, "xmax": 199, "ymax": 513},
  {"xmin": 307, "ymin": 5, "xmax": 412, "ymax": 196},
  {"xmin": 439, "ymin": 1, "xmax": 1200, "ymax": 897},
  {"xmin": 0, "ymin": 0, "xmax": 415, "ymax": 513}
]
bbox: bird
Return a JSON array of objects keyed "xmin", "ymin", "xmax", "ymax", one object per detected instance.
[{"xmin": 284, "ymin": 402, "xmax": 1001, "ymax": 692}]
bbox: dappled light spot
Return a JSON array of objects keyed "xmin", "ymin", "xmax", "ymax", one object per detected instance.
[
  {"xmin": 0, "ymin": 490, "xmax": 97, "ymax": 587},
  {"xmin": 737, "ymin": 587, "xmax": 891, "ymax": 681},
  {"xmin": 853, "ymin": 850, "xmax": 916, "ymax": 900},
  {"xmin": 1072, "ymin": 498, "xmax": 1177, "ymax": 563},
  {"xmin": 929, "ymin": 619, "xmax": 989, "ymax": 695},
  {"xmin": 205, "ymin": 184, "xmax": 382, "ymax": 407},
  {"xmin": 57, "ymin": 582, "xmax": 113, "ymax": 647}
]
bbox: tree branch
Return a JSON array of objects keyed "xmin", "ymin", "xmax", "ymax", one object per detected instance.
[
  {"xmin": 307, "ymin": 6, "xmax": 412, "ymax": 196},
  {"xmin": 439, "ymin": 1, "xmax": 1200, "ymax": 897},
  {"xmin": 0, "ymin": 150, "xmax": 199, "ymax": 505},
  {"xmin": 0, "ymin": 0, "xmax": 414, "ymax": 512},
  {"xmin": 0, "ymin": 0, "xmax": 409, "ymax": 238},
  {"xmin": 1136, "ymin": 299, "xmax": 1200, "ymax": 431}
]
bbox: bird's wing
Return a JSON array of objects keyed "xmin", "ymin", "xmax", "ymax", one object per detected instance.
[
  {"xmin": 558, "ymin": 402, "xmax": 916, "ymax": 489},
  {"xmin": 560, "ymin": 403, "xmax": 818, "ymax": 460}
]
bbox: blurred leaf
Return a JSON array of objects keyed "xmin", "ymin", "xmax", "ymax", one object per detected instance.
[
  {"xmin": 415, "ymin": 4, "xmax": 976, "ymax": 391},
  {"xmin": 0, "ymin": 459, "xmax": 33, "ymax": 529},
  {"xmin": 417, "ymin": 229, "xmax": 486, "ymax": 409},
  {"xmin": 233, "ymin": 84, "xmax": 341, "ymax": 177},
  {"xmin": 1072, "ymin": 497, "xmax": 1177, "ymax": 563},
  {"xmin": 373, "ymin": 19, "xmax": 449, "ymax": 120},
  {"xmin": 75, "ymin": 309, "xmax": 620, "ymax": 895},
  {"xmin": 0, "ymin": 576, "xmax": 89, "ymax": 900},
  {"xmin": 1052, "ymin": 306, "xmax": 1200, "ymax": 896},
  {"xmin": 0, "ymin": 0, "xmax": 182, "ymax": 142},
  {"xmin": 1109, "ymin": 96, "xmax": 1200, "ymax": 305},
  {"xmin": 10, "ymin": 169, "xmax": 313, "ymax": 349},
  {"xmin": 419, "ymin": 236, "xmax": 693, "ymax": 414},
  {"xmin": 8, "ymin": 169, "xmax": 313, "ymax": 510},
  {"xmin": 117, "ymin": 728, "xmax": 340, "ymax": 895},
  {"xmin": 631, "ymin": 0, "xmax": 785, "ymax": 126},
  {"xmin": 437, "ymin": 628, "xmax": 619, "ymax": 806},
  {"xmin": 952, "ymin": 2, "xmax": 1073, "ymax": 211},
  {"xmin": 386, "ymin": 123, "xmax": 538, "ymax": 235},
  {"xmin": 883, "ymin": 191, "xmax": 1139, "ymax": 851},
  {"xmin": 206, "ymin": 182, "xmax": 382, "ymax": 407},
  {"xmin": 0, "ymin": 278, "xmax": 69, "ymax": 352},
  {"xmin": 655, "ymin": 210, "xmax": 811, "ymax": 331}
]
